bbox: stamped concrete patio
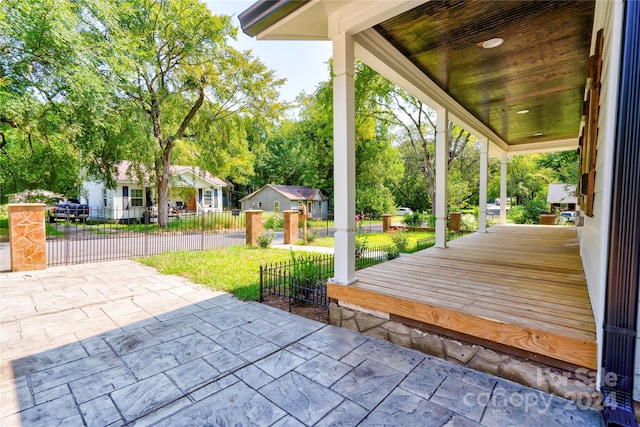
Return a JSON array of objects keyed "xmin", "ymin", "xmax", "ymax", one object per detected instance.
[{"xmin": 0, "ymin": 260, "xmax": 603, "ymax": 426}]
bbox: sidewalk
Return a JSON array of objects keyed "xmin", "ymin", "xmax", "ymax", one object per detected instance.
[{"xmin": 0, "ymin": 261, "xmax": 604, "ymax": 426}]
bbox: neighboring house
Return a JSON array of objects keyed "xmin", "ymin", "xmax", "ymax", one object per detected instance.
[
  {"xmin": 547, "ymin": 183, "xmax": 577, "ymax": 212},
  {"xmin": 240, "ymin": 184, "xmax": 329, "ymax": 219},
  {"xmin": 239, "ymin": 1, "xmax": 640, "ymax": 424},
  {"xmin": 82, "ymin": 161, "xmax": 226, "ymax": 222}
]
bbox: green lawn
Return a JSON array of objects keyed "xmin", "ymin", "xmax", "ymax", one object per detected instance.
[
  {"xmin": 137, "ymin": 245, "xmax": 293, "ymax": 301},
  {"xmin": 310, "ymin": 231, "xmax": 436, "ymax": 253}
]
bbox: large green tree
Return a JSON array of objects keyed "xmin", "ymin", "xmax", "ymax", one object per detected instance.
[
  {"xmin": 1, "ymin": 0, "xmax": 283, "ymax": 221},
  {"xmin": 84, "ymin": 0, "xmax": 283, "ymax": 225}
]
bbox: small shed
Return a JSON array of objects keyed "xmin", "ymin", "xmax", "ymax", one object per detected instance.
[
  {"xmin": 547, "ymin": 183, "xmax": 577, "ymax": 212},
  {"xmin": 240, "ymin": 184, "xmax": 329, "ymax": 219}
]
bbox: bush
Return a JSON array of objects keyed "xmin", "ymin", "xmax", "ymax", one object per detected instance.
[
  {"xmin": 389, "ymin": 229, "xmax": 409, "ymax": 252},
  {"xmin": 461, "ymin": 214, "xmax": 477, "ymax": 230},
  {"xmin": 403, "ymin": 212, "xmax": 425, "ymax": 226},
  {"xmin": 508, "ymin": 200, "xmax": 549, "ymax": 224},
  {"xmin": 264, "ymin": 214, "xmax": 284, "ymax": 230},
  {"xmin": 303, "ymin": 229, "xmax": 318, "ymax": 245},
  {"xmin": 355, "ymin": 235, "xmax": 368, "ymax": 259},
  {"xmin": 257, "ymin": 231, "xmax": 275, "ymax": 248},
  {"xmin": 289, "ymin": 251, "xmax": 324, "ymax": 300}
]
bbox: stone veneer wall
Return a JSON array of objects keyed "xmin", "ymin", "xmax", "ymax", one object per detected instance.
[
  {"xmin": 8, "ymin": 204, "xmax": 47, "ymax": 271},
  {"xmin": 330, "ymin": 302, "xmax": 600, "ymax": 405}
]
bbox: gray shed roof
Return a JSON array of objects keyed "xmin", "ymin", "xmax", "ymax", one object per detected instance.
[
  {"xmin": 240, "ymin": 184, "xmax": 328, "ymax": 202},
  {"xmin": 547, "ymin": 184, "xmax": 577, "ymax": 204}
]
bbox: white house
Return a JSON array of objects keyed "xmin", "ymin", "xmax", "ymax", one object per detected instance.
[{"xmin": 82, "ymin": 161, "xmax": 226, "ymax": 222}]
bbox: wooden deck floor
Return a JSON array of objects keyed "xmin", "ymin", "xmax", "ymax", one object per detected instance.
[{"xmin": 328, "ymin": 225, "xmax": 597, "ymax": 369}]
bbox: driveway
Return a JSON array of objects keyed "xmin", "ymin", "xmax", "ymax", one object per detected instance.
[{"xmin": 0, "ymin": 261, "xmax": 604, "ymax": 426}]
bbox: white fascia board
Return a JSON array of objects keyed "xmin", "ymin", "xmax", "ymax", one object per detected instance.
[
  {"xmin": 328, "ymin": 1, "xmax": 427, "ymax": 38},
  {"xmin": 354, "ymin": 28, "xmax": 509, "ymax": 153}
]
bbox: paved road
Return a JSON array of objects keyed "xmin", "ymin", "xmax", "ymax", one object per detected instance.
[{"xmin": 0, "ymin": 261, "xmax": 604, "ymax": 426}]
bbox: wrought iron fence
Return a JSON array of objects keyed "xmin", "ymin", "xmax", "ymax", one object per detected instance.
[
  {"xmin": 46, "ymin": 207, "xmax": 245, "ymax": 266},
  {"xmin": 259, "ymin": 245, "xmax": 395, "ymax": 311},
  {"xmin": 415, "ymin": 230, "xmax": 467, "ymax": 251}
]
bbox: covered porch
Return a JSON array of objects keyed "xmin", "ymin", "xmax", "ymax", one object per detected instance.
[{"xmin": 328, "ymin": 225, "xmax": 596, "ymax": 370}]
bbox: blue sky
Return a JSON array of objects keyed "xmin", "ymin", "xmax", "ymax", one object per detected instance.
[{"xmin": 204, "ymin": 1, "xmax": 333, "ymax": 103}]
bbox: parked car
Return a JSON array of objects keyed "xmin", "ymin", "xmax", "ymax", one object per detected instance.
[
  {"xmin": 395, "ymin": 207, "xmax": 413, "ymax": 216},
  {"xmin": 560, "ymin": 211, "xmax": 576, "ymax": 223},
  {"xmin": 48, "ymin": 198, "xmax": 90, "ymax": 223}
]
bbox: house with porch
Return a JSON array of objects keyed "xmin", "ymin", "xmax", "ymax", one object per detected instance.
[
  {"xmin": 240, "ymin": 184, "xmax": 329, "ymax": 218},
  {"xmin": 240, "ymin": 1, "xmax": 639, "ymax": 424},
  {"xmin": 82, "ymin": 161, "xmax": 226, "ymax": 222}
]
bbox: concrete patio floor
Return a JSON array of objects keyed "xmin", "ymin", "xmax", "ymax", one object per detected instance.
[{"xmin": 0, "ymin": 260, "xmax": 604, "ymax": 426}]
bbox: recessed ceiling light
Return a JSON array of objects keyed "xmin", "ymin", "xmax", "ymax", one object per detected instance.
[
  {"xmin": 533, "ymin": 132, "xmax": 544, "ymax": 137},
  {"xmin": 517, "ymin": 109, "xmax": 529, "ymax": 114},
  {"xmin": 481, "ymin": 38, "xmax": 504, "ymax": 49}
]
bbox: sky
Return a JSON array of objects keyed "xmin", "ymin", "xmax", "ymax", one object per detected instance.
[{"xmin": 203, "ymin": 1, "xmax": 333, "ymax": 103}]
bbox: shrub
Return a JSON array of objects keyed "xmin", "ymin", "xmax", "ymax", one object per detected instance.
[
  {"xmin": 264, "ymin": 214, "xmax": 284, "ymax": 230},
  {"xmin": 386, "ymin": 246, "xmax": 400, "ymax": 260},
  {"xmin": 289, "ymin": 251, "xmax": 324, "ymax": 300},
  {"xmin": 355, "ymin": 235, "xmax": 368, "ymax": 259},
  {"xmin": 389, "ymin": 229, "xmax": 409, "ymax": 252},
  {"xmin": 508, "ymin": 200, "xmax": 549, "ymax": 224},
  {"xmin": 257, "ymin": 231, "xmax": 275, "ymax": 248},
  {"xmin": 303, "ymin": 229, "xmax": 318, "ymax": 245},
  {"xmin": 461, "ymin": 214, "xmax": 477, "ymax": 230},
  {"xmin": 403, "ymin": 212, "xmax": 425, "ymax": 226}
]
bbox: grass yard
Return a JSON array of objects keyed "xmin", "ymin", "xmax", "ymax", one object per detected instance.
[
  {"xmin": 311, "ymin": 230, "xmax": 437, "ymax": 253},
  {"xmin": 138, "ymin": 245, "xmax": 293, "ymax": 301}
]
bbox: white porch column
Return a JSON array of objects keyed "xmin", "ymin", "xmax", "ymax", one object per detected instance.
[
  {"xmin": 332, "ymin": 32, "xmax": 357, "ymax": 285},
  {"xmin": 435, "ymin": 107, "xmax": 448, "ymax": 248},
  {"xmin": 478, "ymin": 138, "xmax": 488, "ymax": 233},
  {"xmin": 500, "ymin": 153, "xmax": 507, "ymax": 224}
]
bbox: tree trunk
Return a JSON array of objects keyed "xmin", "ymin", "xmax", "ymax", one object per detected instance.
[{"xmin": 156, "ymin": 152, "xmax": 171, "ymax": 227}]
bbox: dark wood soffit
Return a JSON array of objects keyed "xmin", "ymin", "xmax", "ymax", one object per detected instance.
[{"xmin": 374, "ymin": 0, "xmax": 595, "ymax": 146}]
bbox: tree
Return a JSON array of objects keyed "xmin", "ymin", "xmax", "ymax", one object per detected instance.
[
  {"xmin": 82, "ymin": 0, "xmax": 284, "ymax": 225},
  {"xmin": 352, "ymin": 64, "xmax": 473, "ymax": 214}
]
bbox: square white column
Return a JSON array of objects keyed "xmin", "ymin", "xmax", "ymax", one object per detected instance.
[
  {"xmin": 500, "ymin": 153, "xmax": 507, "ymax": 224},
  {"xmin": 331, "ymin": 32, "xmax": 357, "ymax": 285},
  {"xmin": 435, "ymin": 107, "xmax": 448, "ymax": 248},
  {"xmin": 478, "ymin": 138, "xmax": 488, "ymax": 233}
]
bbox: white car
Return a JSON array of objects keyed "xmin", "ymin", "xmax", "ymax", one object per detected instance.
[{"xmin": 395, "ymin": 207, "xmax": 413, "ymax": 216}]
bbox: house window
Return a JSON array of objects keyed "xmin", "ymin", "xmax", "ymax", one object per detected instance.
[
  {"xmin": 204, "ymin": 190, "xmax": 212, "ymax": 207},
  {"xmin": 103, "ymin": 188, "xmax": 107, "ymax": 207},
  {"xmin": 131, "ymin": 189, "xmax": 143, "ymax": 207},
  {"xmin": 213, "ymin": 189, "xmax": 219, "ymax": 208},
  {"xmin": 317, "ymin": 203, "xmax": 321, "ymax": 214},
  {"xmin": 274, "ymin": 201, "xmax": 280, "ymax": 213}
]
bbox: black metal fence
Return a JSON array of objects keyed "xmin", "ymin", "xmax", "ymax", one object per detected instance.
[
  {"xmin": 259, "ymin": 245, "xmax": 395, "ymax": 311},
  {"xmin": 46, "ymin": 207, "xmax": 245, "ymax": 266},
  {"xmin": 415, "ymin": 230, "xmax": 467, "ymax": 251}
]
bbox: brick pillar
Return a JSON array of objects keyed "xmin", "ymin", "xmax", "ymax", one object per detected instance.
[
  {"xmin": 540, "ymin": 214, "xmax": 556, "ymax": 225},
  {"xmin": 8, "ymin": 204, "xmax": 47, "ymax": 272},
  {"xmin": 449, "ymin": 212, "xmax": 462, "ymax": 231},
  {"xmin": 382, "ymin": 214, "xmax": 392, "ymax": 232},
  {"xmin": 283, "ymin": 210, "xmax": 299, "ymax": 244},
  {"xmin": 245, "ymin": 210, "xmax": 263, "ymax": 246}
]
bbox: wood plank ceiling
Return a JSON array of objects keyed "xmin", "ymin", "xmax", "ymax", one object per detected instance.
[{"xmin": 374, "ymin": 0, "xmax": 595, "ymax": 146}]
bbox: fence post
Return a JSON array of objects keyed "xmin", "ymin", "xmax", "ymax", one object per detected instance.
[
  {"xmin": 382, "ymin": 214, "xmax": 392, "ymax": 232},
  {"xmin": 201, "ymin": 210, "xmax": 206, "ymax": 251},
  {"xmin": 7, "ymin": 204, "xmax": 47, "ymax": 272},
  {"xmin": 245, "ymin": 210, "xmax": 263, "ymax": 246},
  {"xmin": 283, "ymin": 210, "xmax": 299, "ymax": 244}
]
